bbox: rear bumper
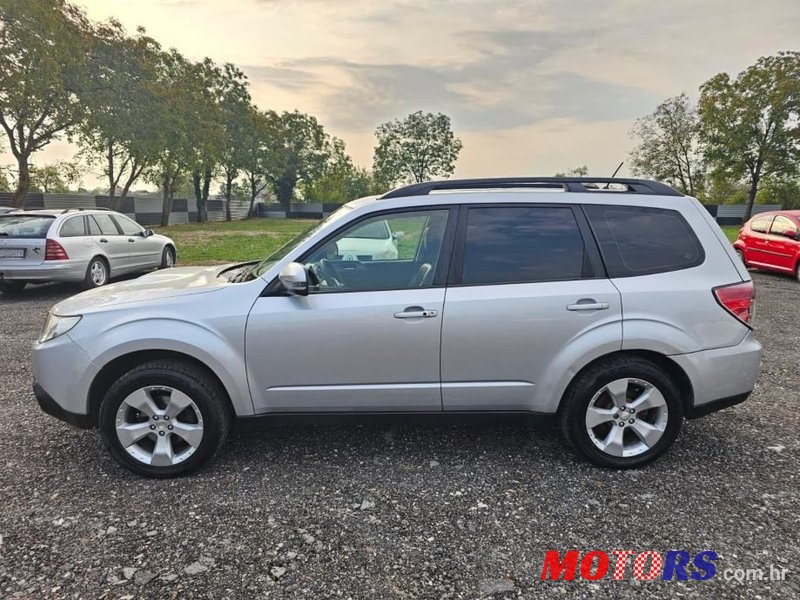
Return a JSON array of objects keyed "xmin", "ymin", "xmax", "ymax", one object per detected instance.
[
  {"xmin": 670, "ymin": 331, "xmax": 761, "ymax": 415},
  {"xmin": 1, "ymin": 260, "xmax": 87, "ymax": 282}
]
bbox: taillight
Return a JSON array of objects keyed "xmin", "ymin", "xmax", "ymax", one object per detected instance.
[
  {"xmin": 44, "ymin": 239, "xmax": 69, "ymax": 261},
  {"xmin": 713, "ymin": 281, "xmax": 754, "ymax": 327}
]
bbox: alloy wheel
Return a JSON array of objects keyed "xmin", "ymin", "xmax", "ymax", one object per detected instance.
[
  {"xmin": 90, "ymin": 260, "xmax": 107, "ymax": 286},
  {"xmin": 584, "ymin": 378, "xmax": 669, "ymax": 458},
  {"xmin": 114, "ymin": 386, "xmax": 204, "ymax": 467}
]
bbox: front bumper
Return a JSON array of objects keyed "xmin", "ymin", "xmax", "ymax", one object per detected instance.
[
  {"xmin": 32, "ymin": 333, "xmax": 99, "ymax": 427},
  {"xmin": 1, "ymin": 260, "xmax": 87, "ymax": 282}
]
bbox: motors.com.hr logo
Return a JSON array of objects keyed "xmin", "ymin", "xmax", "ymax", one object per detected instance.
[{"xmin": 541, "ymin": 550, "xmax": 718, "ymax": 581}]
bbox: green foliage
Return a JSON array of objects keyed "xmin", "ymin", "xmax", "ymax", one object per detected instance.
[
  {"xmin": 0, "ymin": 164, "xmax": 12, "ymax": 191},
  {"xmin": 373, "ymin": 111, "xmax": 463, "ymax": 186},
  {"xmin": 303, "ymin": 139, "xmax": 379, "ymax": 204},
  {"xmin": 629, "ymin": 94, "xmax": 705, "ymax": 196},
  {"xmin": 0, "ymin": 0, "xmax": 95, "ymax": 206},
  {"xmin": 554, "ymin": 165, "xmax": 589, "ymax": 177},
  {"xmin": 757, "ymin": 178, "xmax": 800, "ymax": 209},
  {"xmin": 29, "ymin": 160, "xmax": 82, "ymax": 193},
  {"xmin": 699, "ymin": 51, "xmax": 800, "ymax": 219}
]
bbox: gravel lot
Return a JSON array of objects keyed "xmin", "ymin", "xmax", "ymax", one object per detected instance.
[{"xmin": 0, "ymin": 272, "xmax": 797, "ymax": 599}]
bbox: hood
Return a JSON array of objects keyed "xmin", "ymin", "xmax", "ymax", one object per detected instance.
[{"xmin": 53, "ymin": 265, "xmax": 232, "ymax": 315}]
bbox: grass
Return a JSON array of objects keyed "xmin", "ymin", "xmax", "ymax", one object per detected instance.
[
  {"xmin": 155, "ymin": 218, "xmax": 317, "ymax": 265},
  {"xmin": 155, "ymin": 219, "xmax": 745, "ymax": 266}
]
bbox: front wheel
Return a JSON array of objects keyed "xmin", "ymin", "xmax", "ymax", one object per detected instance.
[
  {"xmin": 98, "ymin": 360, "xmax": 231, "ymax": 477},
  {"xmin": 559, "ymin": 358, "xmax": 683, "ymax": 468},
  {"xmin": 160, "ymin": 246, "xmax": 175, "ymax": 269}
]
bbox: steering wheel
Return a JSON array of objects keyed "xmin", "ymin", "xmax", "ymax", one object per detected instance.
[{"xmin": 313, "ymin": 259, "xmax": 345, "ymax": 289}]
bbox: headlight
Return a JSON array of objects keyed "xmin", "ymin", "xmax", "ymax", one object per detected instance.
[{"xmin": 39, "ymin": 313, "xmax": 82, "ymax": 343}]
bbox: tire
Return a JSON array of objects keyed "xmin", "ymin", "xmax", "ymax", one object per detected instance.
[
  {"xmin": 735, "ymin": 248, "xmax": 746, "ymax": 267},
  {"xmin": 795, "ymin": 262, "xmax": 800, "ymax": 284},
  {"xmin": 559, "ymin": 357, "xmax": 684, "ymax": 469},
  {"xmin": 98, "ymin": 360, "xmax": 231, "ymax": 478},
  {"xmin": 0, "ymin": 280, "xmax": 26, "ymax": 295},
  {"xmin": 83, "ymin": 257, "xmax": 109, "ymax": 289},
  {"xmin": 160, "ymin": 246, "xmax": 175, "ymax": 269}
]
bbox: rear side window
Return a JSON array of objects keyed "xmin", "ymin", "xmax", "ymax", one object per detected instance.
[
  {"xmin": 0, "ymin": 215, "xmax": 54, "ymax": 238},
  {"xmin": 769, "ymin": 215, "xmax": 797, "ymax": 237},
  {"xmin": 460, "ymin": 206, "xmax": 585, "ymax": 285},
  {"xmin": 90, "ymin": 214, "xmax": 120, "ymax": 236},
  {"xmin": 750, "ymin": 216, "xmax": 772, "ymax": 233},
  {"xmin": 59, "ymin": 216, "xmax": 86, "ymax": 237},
  {"xmin": 584, "ymin": 205, "xmax": 704, "ymax": 277}
]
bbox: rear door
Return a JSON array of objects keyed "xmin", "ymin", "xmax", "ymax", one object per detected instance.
[
  {"xmin": 0, "ymin": 214, "xmax": 54, "ymax": 268},
  {"xmin": 766, "ymin": 215, "xmax": 799, "ymax": 272},
  {"xmin": 440, "ymin": 204, "xmax": 622, "ymax": 412},
  {"xmin": 57, "ymin": 215, "xmax": 95, "ymax": 264},
  {"xmin": 88, "ymin": 213, "xmax": 131, "ymax": 274}
]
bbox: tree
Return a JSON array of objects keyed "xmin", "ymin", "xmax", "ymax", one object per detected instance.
[
  {"xmin": 265, "ymin": 110, "xmax": 332, "ymax": 211},
  {"xmin": 29, "ymin": 160, "xmax": 82, "ymax": 193},
  {"xmin": 629, "ymin": 94, "xmax": 704, "ymax": 196},
  {"xmin": 699, "ymin": 52, "xmax": 800, "ymax": 220},
  {"xmin": 304, "ymin": 139, "xmax": 374, "ymax": 204},
  {"xmin": 79, "ymin": 23, "xmax": 165, "ymax": 209},
  {"xmin": 239, "ymin": 108, "xmax": 275, "ymax": 217},
  {"xmin": 0, "ymin": 164, "xmax": 12, "ymax": 191},
  {"xmin": 0, "ymin": 0, "xmax": 95, "ymax": 207},
  {"xmin": 373, "ymin": 111, "xmax": 463, "ymax": 186},
  {"xmin": 215, "ymin": 64, "xmax": 252, "ymax": 221},
  {"xmin": 554, "ymin": 165, "xmax": 589, "ymax": 177}
]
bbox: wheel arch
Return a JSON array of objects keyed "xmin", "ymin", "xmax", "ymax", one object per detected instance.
[{"xmin": 87, "ymin": 350, "xmax": 234, "ymax": 427}]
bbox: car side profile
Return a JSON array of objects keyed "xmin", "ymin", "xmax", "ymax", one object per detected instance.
[
  {"xmin": 733, "ymin": 210, "xmax": 800, "ymax": 281},
  {"xmin": 0, "ymin": 208, "xmax": 176, "ymax": 294},
  {"xmin": 31, "ymin": 178, "xmax": 761, "ymax": 477}
]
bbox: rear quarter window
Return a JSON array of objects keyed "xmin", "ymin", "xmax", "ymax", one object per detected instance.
[
  {"xmin": 0, "ymin": 215, "xmax": 55, "ymax": 239},
  {"xmin": 584, "ymin": 205, "xmax": 704, "ymax": 277}
]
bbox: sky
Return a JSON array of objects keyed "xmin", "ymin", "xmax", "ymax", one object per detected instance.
[{"xmin": 19, "ymin": 0, "xmax": 800, "ymax": 188}]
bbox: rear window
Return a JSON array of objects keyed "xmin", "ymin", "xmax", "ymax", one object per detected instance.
[
  {"xmin": 584, "ymin": 205, "xmax": 704, "ymax": 277},
  {"xmin": 345, "ymin": 219, "xmax": 390, "ymax": 240},
  {"xmin": 0, "ymin": 215, "xmax": 55, "ymax": 239}
]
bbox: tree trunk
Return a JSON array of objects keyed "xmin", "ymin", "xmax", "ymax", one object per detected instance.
[
  {"xmin": 192, "ymin": 171, "xmax": 204, "ymax": 223},
  {"xmin": 248, "ymin": 176, "xmax": 257, "ymax": 219},
  {"xmin": 107, "ymin": 140, "xmax": 120, "ymax": 211},
  {"xmin": 225, "ymin": 174, "xmax": 233, "ymax": 222},
  {"xmin": 161, "ymin": 173, "xmax": 174, "ymax": 227},
  {"xmin": 201, "ymin": 166, "xmax": 211, "ymax": 223},
  {"xmin": 744, "ymin": 177, "xmax": 759, "ymax": 222},
  {"xmin": 12, "ymin": 154, "xmax": 31, "ymax": 209}
]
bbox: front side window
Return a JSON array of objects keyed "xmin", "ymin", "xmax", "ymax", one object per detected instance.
[
  {"xmin": 460, "ymin": 206, "xmax": 585, "ymax": 285},
  {"xmin": 750, "ymin": 216, "xmax": 773, "ymax": 234},
  {"xmin": 584, "ymin": 205, "xmax": 704, "ymax": 277},
  {"xmin": 303, "ymin": 210, "xmax": 450, "ymax": 292},
  {"xmin": 769, "ymin": 215, "xmax": 798, "ymax": 238},
  {"xmin": 59, "ymin": 216, "xmax": 85, "ymax": 237},
  {"xmin": 113, "ymin": 215, "xmax": 143, "ymax": 236}
]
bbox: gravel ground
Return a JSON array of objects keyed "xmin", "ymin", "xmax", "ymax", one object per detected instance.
[{"xmin": 0, "ymin": 272, "xmax": 797, "ymax": 599}]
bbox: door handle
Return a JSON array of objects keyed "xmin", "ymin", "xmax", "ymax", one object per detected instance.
[
  {"xmin": 99, "ymin": 238, "xmax": 108, "ymax": 243},
  {"xmin": 128, "ymin": 238, "xmax": 135, "ymax": 243},
  {"xmin": 394, "ymin": 307, "xmax": 438, "ymax": 319},
  {"xmin": 566, "ymin": 299, "xmax": 609, "ymax": 311}
]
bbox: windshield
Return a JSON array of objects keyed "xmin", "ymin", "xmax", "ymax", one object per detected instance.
[
  {"xmin": 248, "ymin": 205, "xmax": 352, "ymax": 279},
  {"xmin": 0, "ymin": 215, "xmax": 55, "ymax": 238}
]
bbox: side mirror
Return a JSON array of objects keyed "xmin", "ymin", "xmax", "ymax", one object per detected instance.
[
  {"xmin": 278, "ymin": 262, "xmax": 308, "ymax": 296},
  {"xmin": 142, "ymin": 229, "xmax": 154, "ymax": 238},
  {"xmin": 392, "ymin": 231, "xmax": 405, "ymax": 240}
]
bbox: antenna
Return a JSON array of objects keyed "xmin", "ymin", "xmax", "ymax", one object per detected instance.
[{"xmin": 610, "ymin": 162, "xmax": 624, "ymax": 178}]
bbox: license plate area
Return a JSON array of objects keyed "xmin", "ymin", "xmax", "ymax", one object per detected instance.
[{"xmin": 0, "ymin": 248, "xmax": 26, "ymax": 259}]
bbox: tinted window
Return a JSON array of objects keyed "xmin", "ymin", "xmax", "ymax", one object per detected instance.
[
  {"xmin": 59, "ymin": 216, "xmax": 85, "ymax": 237},
  {"xmin": 113, "ymin": 215, "xmax": 143, "ymax": 236},
  {"xmin": 345, "ymin": 220, "xmax": 390, "ymax": 240},
  {"xmin": 769, "ymin": 215, "xmax": 797, "ymax": 237},
  {"xmin": 585, "ymin": 205, "xmax": 704, "ymax": 277},
  {"xmin": 750, "ymin": 216, "xmax": 772, "ymax": 234},
  {"xmin": 0, "ymin": 215, "xmax": 54, "ymax": 239},
  {"xmin": 461, "ymin": 207, "xmax": 585, "ymax": 285},
  {"xmin": 90, "ymin": 214, "xmax": 120, "ymax": 236},
  {"xmin": 88, "ymin": 216, "xmax": 101, "ymax": 235}
]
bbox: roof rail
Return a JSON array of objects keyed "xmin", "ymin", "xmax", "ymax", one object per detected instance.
[
  {"xmin": 60, "ymin": 207, "xmax": 113, "ymax": 214},
  {"xmin": 380, "ymin": 177, "xmax": 684, "ymax": 199}
]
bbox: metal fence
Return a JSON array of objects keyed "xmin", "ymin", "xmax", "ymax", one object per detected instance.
[
  {"xmin": 0, "ymin": 193, "xmax": 250, "ymax": 224},
  {"xmin": 703, "ymin": 204, "xmax": 781, "ymax": 225}
]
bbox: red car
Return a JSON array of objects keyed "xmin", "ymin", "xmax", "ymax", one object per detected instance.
[{"xmin": 733, "ymin": 210, "xmax": 800, "ymax": 282}]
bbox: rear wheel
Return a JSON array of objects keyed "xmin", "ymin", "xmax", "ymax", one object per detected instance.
[
  {"xmin": 83, "ymin": 257, "xmax": 108, "ymax": 289},
  {"xmin": 0, "ymin": 280, "xmax": 26, "ymax": 295},
  {"xmin": 98, "ymin": 360, "xmax": 231, "ymax": 477},
  {"xmin": 160, "ymin": 246, "xmax": 175, "ymax": 269},
  {"xmin": 796, "ymin": 262, "xmax": 800, "ymax": 283},
  {"xmin": 559, "ymin": 357, "xmax": 683, "ymax": 468}
]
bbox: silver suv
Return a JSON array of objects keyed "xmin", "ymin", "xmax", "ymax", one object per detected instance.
[
  {"xmin": 0, "ymin": 208, "xmax": 176, "ymax": 293},
  {"xmin": 31, "ymin": 178, "xmax": 762, "ymax": 477}
]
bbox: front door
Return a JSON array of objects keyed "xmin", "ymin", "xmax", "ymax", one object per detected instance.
[
  {"xmin": 88, "ymin": 213, "xmax": 132, "ymax": 274},
  {"xmin": 245, "ymin": 208, "xmax": 454, "ymax": 413}
]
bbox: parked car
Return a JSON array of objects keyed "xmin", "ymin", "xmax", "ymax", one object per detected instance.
[
  {"xmin": 0, "ymin": 206, "xmax": 18, "ymax": 214},
  {"xmin": 32, "ymin": 178, "xmax": 761, "ymax": 477},
  {"xmin": 0, "ymin": 208, "xmax": 176, "ymax": 294},
  {"xmin": 733, "ymin": 210, "xmax": 800, "ymax": 281},
  {"xmin": 334, "ymin": 218, "xmax": 400, "ymax": 261}
]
